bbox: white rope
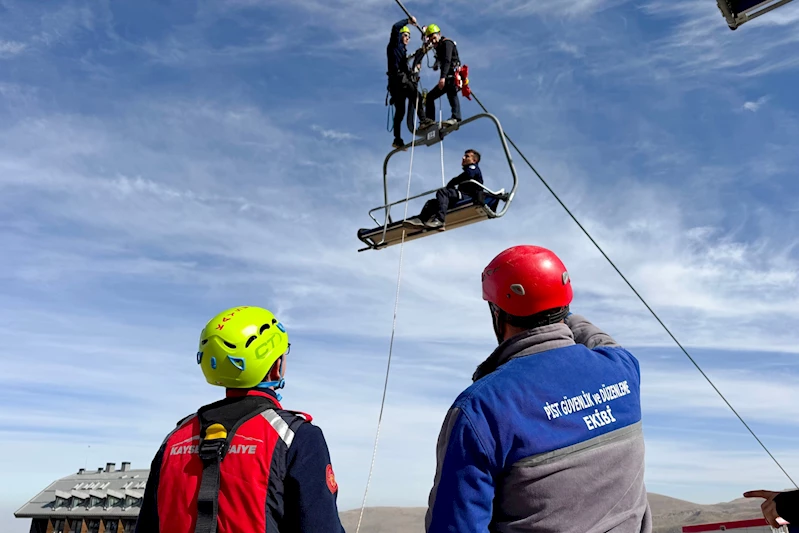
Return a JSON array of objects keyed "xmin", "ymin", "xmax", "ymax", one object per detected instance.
[
  {"xmin": 354, "ymin": 91, "xmax": 421, "ymax": 533},
  {"xmin": 439, "ymin": 101, "xmax": 446, "ymax": 187}
]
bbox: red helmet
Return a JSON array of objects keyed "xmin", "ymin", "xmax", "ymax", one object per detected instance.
[{"xmin": 482, "ymin": 245, "xmax": 573, "ymax": 317}]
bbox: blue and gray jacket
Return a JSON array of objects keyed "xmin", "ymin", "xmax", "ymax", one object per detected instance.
[{"xmin": 425, "ymin": 314, "xmax": 652, "ymax": 533}]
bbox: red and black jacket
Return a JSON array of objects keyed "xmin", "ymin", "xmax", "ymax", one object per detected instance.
[{"xmin": 135, "ymin": 389, "xmax": 345, "ymax": 533}]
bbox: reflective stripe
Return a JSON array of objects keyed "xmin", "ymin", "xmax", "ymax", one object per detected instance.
[{"xmin": 261, "ymin": 410, "xmax": 295, "ymax": 447}]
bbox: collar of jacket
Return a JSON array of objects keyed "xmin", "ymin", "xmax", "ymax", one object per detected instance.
[
  {"xmin": 225, "ymin": 387, "xmax": 282, "ymax": 407},
  {"xmin": 472, "ymin": 322, "xmax": 575, "ymax": 382}
]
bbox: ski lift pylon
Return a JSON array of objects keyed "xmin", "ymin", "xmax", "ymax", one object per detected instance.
[
  {"xmin": 716, "ymin": 0, "xmax": 795, "ymax": 29},
  {"xmin": 356, "ymin": 113, "xmax": 519, "ymax": 252}
]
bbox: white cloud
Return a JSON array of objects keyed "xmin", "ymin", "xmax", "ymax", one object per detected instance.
[
  {"xmin": 312, "ymin": 124, "xmax": 360, "ymax": 141},
  {"xmin": 462, "ymin": 0, "xmax": 630, "ymax": 17},
  {"xmin": 0, "ymin": 40, "xmax": 26, "ymax": 57},
  {"xmin": 2, "ymin": 0, "xmax": 799, "ymax": 520},
  {"xmin": 743, "ymin": 96, "xmax": 769, "ymax": 112}
]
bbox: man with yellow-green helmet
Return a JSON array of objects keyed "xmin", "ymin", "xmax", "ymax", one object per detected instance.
[
  {"xmin": 415, "ymin": 23, "xmax": 462, "ymax": 129},
  {"xmin": 135, "ymin": 306, "xmax": 345, "ymax": 533}
]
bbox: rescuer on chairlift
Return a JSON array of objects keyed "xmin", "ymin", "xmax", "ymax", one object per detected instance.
[
  {"xmin": 414, "ymin": 24, "xmax": 463, "ymax": 129},
  {"xmin": 405, "ymin": 149, "xmax": 483, "ymax": 230},
  {"xmin": 386, "ymin": 16, "xmax": 428, "ymax": 150}
]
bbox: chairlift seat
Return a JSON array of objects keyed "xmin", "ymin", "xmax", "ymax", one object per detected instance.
[
  {"xmin": 357, "ymin": 190, "xmax": 506, "ymax": 251},
  {"xmin": 358, "ymin": 112, "xmax": 519, "ymax": 252}
]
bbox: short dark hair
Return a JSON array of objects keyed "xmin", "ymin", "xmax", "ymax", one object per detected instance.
[{"xmin": 465, "ymin": 149, "xmax": 481, "ymax": 162}]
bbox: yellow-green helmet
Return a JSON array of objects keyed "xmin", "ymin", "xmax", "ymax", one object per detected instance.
[
  {"xmin": 399, "ymin": 26, "xmax": 411, "ymax": 35},
  {"xmin": 425, "ymin": 23, "xmax": 441, "ymax": 36},
  {"xmin": 197, "ymin": 306, "xmax": 289, "ymax": 389}
]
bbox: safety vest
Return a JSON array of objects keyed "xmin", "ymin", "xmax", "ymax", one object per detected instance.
[{"xmin": 155, "ymin": 391, "xmax": 311, "ymax": 533}]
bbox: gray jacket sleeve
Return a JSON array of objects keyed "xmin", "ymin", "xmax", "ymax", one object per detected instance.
[{"xmin": 565, "ymin": 314, "xmax": 618, "ymax": 349}]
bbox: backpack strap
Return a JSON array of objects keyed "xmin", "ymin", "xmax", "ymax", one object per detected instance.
[{"xmin": 192, "ymin": 402, "xmax": 274, "ymax": 533}]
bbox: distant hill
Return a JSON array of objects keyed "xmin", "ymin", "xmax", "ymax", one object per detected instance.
[{"xmin": 339, "ymin": 493, "xmax": 766, "ymax": 533}]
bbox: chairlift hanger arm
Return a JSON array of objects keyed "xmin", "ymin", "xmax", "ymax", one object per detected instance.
[
  {"xmin": 717, "ymin": 0, "xmax": 795, "ymax": 28},
  {"xmin": 381, "ymin": 113, "xmax": 518, "ymax": 224}
]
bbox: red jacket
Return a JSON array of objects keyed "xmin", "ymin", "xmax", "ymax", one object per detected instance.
[{"xmin": 135, "ymin": 389, "xmax": 344, "ymax": 533}]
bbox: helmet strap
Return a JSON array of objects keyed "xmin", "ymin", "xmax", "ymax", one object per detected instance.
[
  {"xmin": 488, "ymin": 302, "xmax": 506, "ymax": 345},
  {"xmin": 488, "ymin": 303, "xmax": 570, "ymax": 344},
  {"xmin": 255, "ymin": 356, "xmax": 286, "ymax": 401}
]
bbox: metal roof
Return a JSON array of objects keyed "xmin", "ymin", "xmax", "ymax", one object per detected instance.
[{"xmin": 14, "ymin": 463, "xmax": 148, "ymax": 519}]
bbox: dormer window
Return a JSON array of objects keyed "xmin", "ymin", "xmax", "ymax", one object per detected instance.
[{"xmin": 70, "ymin": 491, "xmax": 88, "ymax": 509}]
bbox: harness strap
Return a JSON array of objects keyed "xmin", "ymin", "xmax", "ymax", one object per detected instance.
[{"xmin": 192, "ymin": 402, "xmax": 291, "ymax": 533}]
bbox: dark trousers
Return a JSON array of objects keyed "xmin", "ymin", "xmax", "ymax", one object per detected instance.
[
  {"xmin": 425, "ymin": 77, "xmax": 461, "ymax": 122},
  {"xmin": 389, "ymin": 78, "xmax": 426, "ymax": 142},
  {"xmin": 420, "ymin": 188, "xmax": 462, "ymax": 222}
]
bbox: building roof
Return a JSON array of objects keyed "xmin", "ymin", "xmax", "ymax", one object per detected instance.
[{"xmin": 15, "ymin": 462, "xmax": 148, "ymax": 519}]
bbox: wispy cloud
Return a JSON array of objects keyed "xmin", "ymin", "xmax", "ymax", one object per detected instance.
[
  {"xmin": 469, "ymin": 0, "xmax": 630, "ymax": 17},
  {"xmin": 311, "ymin": 124, "xmax": 360, "ymax": 141},
  {"xmin": 2, "ymin": 0, "xmax": 799, "ymax": 529},
  {"xmin": 0, "ymin": 40, "xmax": 26, "ymax": 57},
  {"xmin": 743, "ymin": 95, "xmax": 769, "ymax": 112}
]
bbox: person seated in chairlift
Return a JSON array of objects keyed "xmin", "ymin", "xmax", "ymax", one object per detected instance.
[{"xmin": 406, "ymin": 149, "xmax": 484, "ymax": 230}]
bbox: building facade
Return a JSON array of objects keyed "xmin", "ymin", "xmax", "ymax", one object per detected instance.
[{"xmin": 14, "ymin": 462, "xmax": 145, "ymax": 533}]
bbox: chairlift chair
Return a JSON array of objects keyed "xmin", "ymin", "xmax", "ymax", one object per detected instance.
[{"xmin": 357, "ymin": 113, "xmax": 519, "ymax": 252}]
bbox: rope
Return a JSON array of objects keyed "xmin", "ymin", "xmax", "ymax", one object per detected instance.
[
  {"xmin": 439, "ymin": 100, "xmax": 446, "ymax": 187},
  {"xmin": 355, "ymin": 92, "xmax": 423, "ymax": 533},
  {"xmin": 468, "ymin": 90, "xmax": 798, "ymax": 489},
  {"xmin": 390, "ymin": 0, "xmax": 796, "ymax": 494}
]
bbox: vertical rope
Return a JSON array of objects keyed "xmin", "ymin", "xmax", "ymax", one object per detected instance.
[
  {"xmin": 355, "ymin": 93, "xmax": 422, "ymax": 533},
  {"xmin": 439, "ymin": 100, "xmax": 446, "ymax": 187}
]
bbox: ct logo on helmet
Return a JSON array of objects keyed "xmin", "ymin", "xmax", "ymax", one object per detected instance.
[{"xmin": 255, "ymin": 331, "xmax": 283, "ymax": 360}]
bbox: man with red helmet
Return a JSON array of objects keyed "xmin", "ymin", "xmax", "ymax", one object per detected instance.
[{"xmin": 425, "ymin": 245, "xmax": 652, "ymax": 533}]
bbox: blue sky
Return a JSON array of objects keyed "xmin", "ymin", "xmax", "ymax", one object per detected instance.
[{"xmin": 2, "ymin": 0, "xmax": 799, "ymax": 530}]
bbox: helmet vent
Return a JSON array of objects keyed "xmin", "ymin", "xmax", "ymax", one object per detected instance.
[
  {"xmin": 245, "ymin": 335, "xmax": 257, "ymax": 348},
  {"xmin": 271, "ymin": 318, "xmax": 277, "ymax": 324},
  {"xmin": 510, "ymin": 284, "xmax": 525, "ymax": 296},
  {"xmin": 223, "ymin": 341, "xmax": 236, "ymax": 349},
  {"xmin": 259, "ymin": 323, "xmax": 271, "ymax": 334},
  {"xmin": 201, "ymin": 339, "xmax": 208, "ymax": 345}
]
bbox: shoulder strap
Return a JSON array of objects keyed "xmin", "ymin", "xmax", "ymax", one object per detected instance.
[
  {"xmin": 193, "ymin": 401, "xmax": 275, "ymax": 533},
  {"xmin": 286, "ymin": 410, "xmax": 314, "ymax": 423}
]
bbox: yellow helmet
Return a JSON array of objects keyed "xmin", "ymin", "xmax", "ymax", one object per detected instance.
[
  {"xmin": 425, "ymin": 23, "xmax": 441, "ymax": 36},
  {"xmin": 197, "ymin": 306, "xmax": 289, "ymax": 389},
  {"xmin": 399, "ymin": 25, "xmax": 411, "ymax": 35}
]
